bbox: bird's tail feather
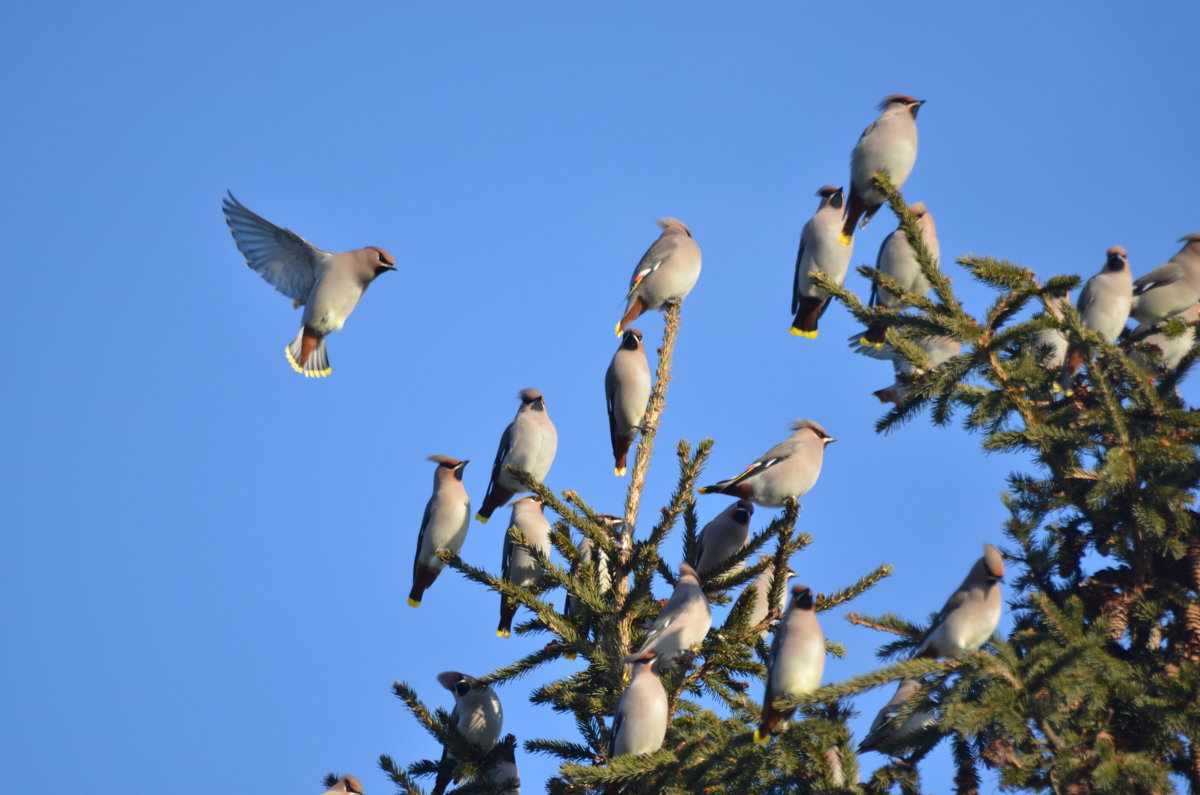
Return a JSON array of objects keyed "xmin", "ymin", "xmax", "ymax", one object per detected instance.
[{"xmin": 285, "ymin": 328, "xmax": 331, "ymax": 378}]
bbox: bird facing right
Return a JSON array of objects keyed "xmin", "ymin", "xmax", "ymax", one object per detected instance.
[
  {"xmin": 698, "ymin": 420, "xmax": 835, "ymax": 508},
  {"xmin": 842, "ymin": 95, "xmax": 925, "ymax": 243},
  {"xmin": 634, "ymin": 563, "xmax": 712, "ymax": 670},
  {"xmin": 221, "ymin": 192, "xmax": 396, "ymax": 377},
  {"xmin": 916, "ymin": 544, "xmax": 1005, "ymax": 659},
  {"xmin": 409, "ymin": 455, "xmax": 471, "ymax": 608},
  {"xmin": 616, "ymin": 218, "xmax": 702, "ymax": 335}
]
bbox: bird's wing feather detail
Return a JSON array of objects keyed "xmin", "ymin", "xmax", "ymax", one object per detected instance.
[{"xmin": 222, "ymin": 192, "xmax": 327, "ymax": 302}]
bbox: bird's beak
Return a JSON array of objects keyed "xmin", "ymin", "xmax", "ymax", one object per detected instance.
[{"xmin": 824, "ymin": 437, "xmax": 838, "ymax": 445}]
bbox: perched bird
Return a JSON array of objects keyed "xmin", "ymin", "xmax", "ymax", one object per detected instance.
[
  {"xmin": 616, "ymin": 218, "xmax": 702, "ymax": 335},
  {"xmin": 321, "ymin": 775, "xmax": 364, "ymax": 794},
  {"xmin": 872, "ymin": 335, "xmax": 960, "ymax": 405},
  {"xmin": 477, "ymin": 389, "xmax": 558, "ymax": 523},
  {"xmin": 609, "ymin": 651, "xmax": 669, "ymax": 758},
  {"xmin": 1131, "ymin": 234, "xmax": 1200, "ymax": 325},
  {"xmin": 1131, "ymin": 302, "xmax": 1200, "ymax": 372},
  {"xmin": 746, "ymin": 555, "xmax": 795, "ymax": 642},
  {"xmin": 432, "ymin": 671, "xmax": 504, "ymax": 795},
  {"xmin": 221, "ymin": 192, "xmax": 396, "ymax": 377},
  {"xmin": 635, "ymin": 563, "xmax": 712, "ymax": 670},
  {"xmin": 487, "ymin": 735, "xmax": 521, "ymax": 794},
  {"xmin": 1058, "ymin": 246, "xmax": 1133, "ymax": 395},
  {"xmin": 606, "ymin": 328, "xmax": 652, "ymax": 476},
  {"xmin": 791, "ymin": 186, "xmax": 855, "ymax": 338},
  {"xmin": 498, "ymin": 497, "xmax": 553, "ymax": 638},
  {"xmin": 565, "ymin": 528, "xmax": 614, "ymax": 623},
  {"xmin": 859, "ymin": 202, "xmax": 940, "ymax": 347},
  {"xmin": 754, "ymin": 584, "xmax": 826, "ymax": 743},
  {"xmin": 1031, "ymin": 296, "xmax": 1073, "ymax": 369},
  {"xmin": 842, "ymin": 95, "xmax": 925, "ymax": 243},
  {"xmin": 917, "ymin": 544, "xmax": 1005, "ymax": 659},
  {"xmin": 857, "ymin": 678, "xmax": 937, "ymax": 755},
  {"xmin": 698, "ymin": 420, "xmax": 835, "ymax": 508},
  {"xmin": 695, "ymin": 500, "xmax": 754, "ymax": 577},
  {"xmin": 409, "ymin": 456, "xmax": 471, "ymax": 608}
]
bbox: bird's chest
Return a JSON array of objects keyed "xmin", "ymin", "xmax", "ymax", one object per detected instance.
[{"xmin": 303, "ymin": 274, "xmax": 366, "ymax": 333}]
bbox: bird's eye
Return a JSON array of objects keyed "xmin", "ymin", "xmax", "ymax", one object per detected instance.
[{"xmin": 377, "ymin": 252, "xmax": 387, "ymax": 263}]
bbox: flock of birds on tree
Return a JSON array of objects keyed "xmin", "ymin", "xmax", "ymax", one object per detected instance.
[{"xmin": 222, "ymin": 92, "xmax": 1200, "ymax": 794}]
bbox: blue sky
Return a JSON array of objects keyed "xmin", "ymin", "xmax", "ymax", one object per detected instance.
[{"xmin": 4, "ymin": 2, "xmax": 1198, "ymax": 793}]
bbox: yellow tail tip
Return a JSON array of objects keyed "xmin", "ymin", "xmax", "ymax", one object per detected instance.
[
  {"xmin": 292, "ymin": 300, "xmax": 303, "ymax": 309},
  {"xmin": 614, "ymin": 322, "xmax": 624, "ymax": 337},
  {"xmin": 838, "ymin": 233, "xmax": 852, "ymax": 246},
  {"xmin": 614, "ymin": 466, "xmax": 627, "ymax": 477},
  {"xmin": 496, "ymin": 629, "xmax": 510, "ymax": 638},
  {"xmin": 697, "ymin": 487, "xmax": 712, "ymax": 494},
  {"xmin": 285, "ymin": 347, "xmax": 304, "ymax": 373},
  {"xmin": 753, "ymin": 728, "xmax": 769, "ymax": 745},
  {"xmin": 872, "ymin": 341, "xmax": 884, "ymax": 350},
  {"xmin": 407, "ymin": 598, "xmax": 421, "ymax": 608},
  {"xmin": 788, "ymin": 326, "xmax": 814, "ymax": 337},
  {"xmin": 563, "ymin": 652, "xmax": 577, "ymax": 661},
  {"xmin": 475, "ymin": 513, "xmax": 489, "ymax": 524},
  {"xmin": 858, "ymin": 337, "xmax": 873, "ymax": 348}
]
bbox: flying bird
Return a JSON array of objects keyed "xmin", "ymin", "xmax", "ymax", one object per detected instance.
[
  {"xmin": 477, "ymin": 389, "xmax": 558, "ymax": 523},
  {"xmin": 221, "ymin": 192, "xmax": 395, "ymax": 377},
  {"xmin": 842, "ymin": 95, "xmax": 924, "ymax": 243},
  {"xmin": 791, "ymin": 186, "xmax": 854, "ymax": 338},
  {"xmin": 616, "ymin": 218, "xmax": 702, "ymax": 335}
]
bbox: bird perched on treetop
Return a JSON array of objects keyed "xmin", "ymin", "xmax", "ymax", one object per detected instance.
[
  {"xmin": 1057, "ymin": 246, "xmax": 1133, "ymax": 395},
  {"xmin": 858, "ymin": 202, "xmax": 940, "ymax": 348},
  {"xmin": 698, "ymin": 420, "xmax": 835, "ymax": 508},
  {"xmin": 606, "ymin": 328, "xmax": 652, "ymax": 476},
  {"xmin": 497, "ymin": 496, "xmax": 552, "ymax": 638},
  {"xmin": 791, "ymin": 185, "xmax": 855, "ymax": 338},
  {"xmin": 432, "ymin": 671, "xmax": 504, "ymax": 795},
  {"xmin": 634, "ymin": 563, "xmax": 712, "ymax": 671},
  {"xmin": 857, "ymin": 678, "xmax": 938, "ymax": 756},
  {"xmin": 1131, "ymin": 302, "xmax": 1200, "ymax": 373},
  {"xmin": 754, "ymin": 583, "xmax": 826, "ymax": 744},
  {"xmin": 1131, "ymin": 234, "xmax": 1200, "ymax": 325},
  {"xmin": 616, "ymin": 218, "xmax": 701, "ymax": 335},
  {"xmin": 916, "ymin": 544, "xmax": 1004, "ymax": 659},
  {"xmin": 221, "ymin": 192, "xmax": 395, "ymax": 377},
  {"xmin": 604, "ymin": 651, "xmax": 668, "ymax": 794},
  {"xmin": 694, "ymin": 500, "xmax": 753, "ymax": 577},
  {"xmin": 477, "ymin": 389, "xmax": 558, "ymax": 524},
  {"xmin": 841, "ymin": 95, "xmax": 924, "ymax": 244},
  {"xmin": 409, "ymin": 455, "xmax": 471, "ymax": 608}
]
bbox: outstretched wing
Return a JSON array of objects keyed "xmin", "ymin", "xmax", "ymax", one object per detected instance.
[{"xmin": 222, "ymin": 192, "xmax": 327, "ymax": 303}]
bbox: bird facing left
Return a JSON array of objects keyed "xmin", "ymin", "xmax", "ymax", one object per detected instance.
[{"xmin": 221, "ymin": 192, "xmax": 396, "ymax": 377}]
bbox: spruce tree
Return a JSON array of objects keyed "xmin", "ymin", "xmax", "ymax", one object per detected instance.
[{"xmin": 364, "ymin": 177, "xmax": 1200, "ymax": 793}]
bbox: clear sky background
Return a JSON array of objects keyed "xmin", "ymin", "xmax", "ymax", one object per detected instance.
[{"xmin": 4, "ymin": 3, "xmax": 1198, "ymax": 793}]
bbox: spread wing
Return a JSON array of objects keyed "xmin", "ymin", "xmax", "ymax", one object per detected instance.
[{"xmin": 222, "ymin": 192, "xmax": 326, "ymax": 303}]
